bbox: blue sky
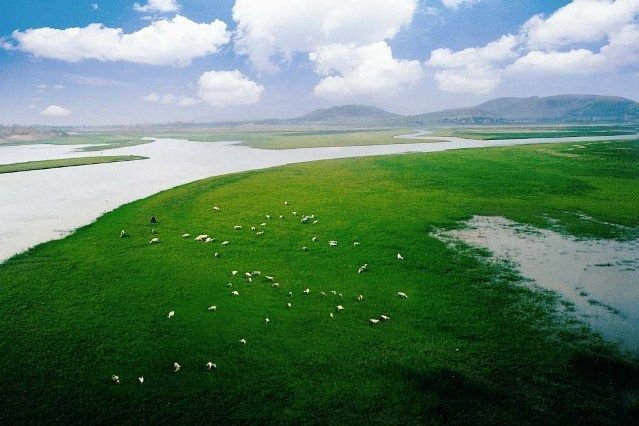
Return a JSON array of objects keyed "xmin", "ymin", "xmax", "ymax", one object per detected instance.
[{"xmin": 1, "ymin": 0, "xmax": 637, "ymax": 125}]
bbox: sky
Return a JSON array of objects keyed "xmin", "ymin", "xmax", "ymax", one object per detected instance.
[{"xmin": 1, "ymin": 0, "xmax": 638, "ymax": 125}]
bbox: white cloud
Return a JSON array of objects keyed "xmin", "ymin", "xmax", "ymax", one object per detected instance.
[
  {"xmin": 133, "ymin": 0, "xmax": 179, "ymax": 13},
  {"xmin": 426, "ymin": 35, "xmax": 518, "ymax": 93},
  {"xmin": 91, "ymin": 3, "xmax": 99, "ymax": 10},
  {"xmin": 40, "ymin": 105, "xmax": 71, "ymax": 117},
  {"xmin": 142, "ymin": 91, "xmax": 202, "ymax": 107},
  {"xmin": 522, "ymin": 0, "xmax": 639, "ymax": 50},
  {"xmin": 508, "ymin": 49, "xmax": 607, "ymax": 74},
  {"xmin": 311, "ymin": 42, "xmax": 422, "ymax": 99},
  {"xmin": 28, "ymin": 104, "xmax": 36, "ymax": 109},
  {"xmin": 233, "ymin": 0, "xmax": 417, "ymax": 72},
  {"xmin": 10, "ymin": 15, "xmax": 230, "ymax": 67},
  {"xmin": 53, "ymin": 84, "xmax": 65, "ymax": 89},
  {"xmin": 197, "ymin": 70, "xmax": 264, "ymax": 107},
  {"xmin": 441, "ymin": 0, "xmax": 480, "ymax": 9}
]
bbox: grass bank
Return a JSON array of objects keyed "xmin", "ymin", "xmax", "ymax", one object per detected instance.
[
  {"xmin": 430, "ymin": 124, "xmax": 638, "ymax": 140},
  {"xmin": 0, "ymin": 155, "xmax": 148, "ymax": 174},
  {"xmin": 0, "ymin": 140, "xmax": 637, "ymax": 423}
]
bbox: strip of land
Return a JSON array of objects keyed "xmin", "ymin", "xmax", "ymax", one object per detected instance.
[{"xmin": 0, "ymin": 155, "xmax": 148, "ymax": 174}]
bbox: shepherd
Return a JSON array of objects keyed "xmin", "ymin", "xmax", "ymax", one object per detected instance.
[{"xmin": 150, "ymin": 216, "xmax": 157, "ymax": 224}]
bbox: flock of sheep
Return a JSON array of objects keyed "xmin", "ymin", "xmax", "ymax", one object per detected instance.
[{"xmin": 113, "ymin": 201, "xmax": 408, "ymax": 385}]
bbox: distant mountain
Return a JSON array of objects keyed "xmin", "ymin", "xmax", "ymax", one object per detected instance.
[
  {"xmin": 273, "ymin": 95, "xmax": 639, "ymax": 127},
  {"xmin": 472, "ymin": 95, "xmax": 639, "ymax": 123},
  {"xmin": 284, "ymin": 104, "xmax": 408, "ymax": 126}
]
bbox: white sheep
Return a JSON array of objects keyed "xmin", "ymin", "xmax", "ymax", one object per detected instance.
[
  {"xmin": 338, "ymin": 293, "xmax": 343, "ymax": 298},
  {"xmin": 167, "ymin": 310, "xmax": 175, "ymax": 319},
  {"xmin": 287, "ymin": 302, "xmax": 292, "ymax": 308},
  {"xmin": 279, "ymin": 215, "xmax": 284, "ymax": 220},
  {"xmin": 266, "ymin": 214, "xmax": 271, "ymax": 220},
  {"xmin": 288, "ymin": 291, "xmax": 293, "ymax": 297},
  {"xmin": 357, "ymin": 295, "xmax": 364, "ymax": 301},
  {"xmin": 265, "ymin": 318, "xmax": 270, "ymax": 324},
  {"xmin": 358, "ymin": 264, "xmax": 368, "ymax": 273},
  {"xmin": 231, "ymin": 270, "xmax": 238, "ymax": 276},
  {"xmin": 111, "ymin": 375, "xmax": 120, "ymax": 384},
  {"xmin": 260, "ymin": 222, "xmax": 266, "ymax": 227},
  {"xmin": 272, "ymin": 283, "xmax": 280, "ymax": 288},
  {"xmin": 285, "ymin": 201, "xmax": 289, "ymax": 205},
  {"xmin": 253, "ymin": 271, "xmax": 261, "ymax": 276},
  {"xmin": 173, "ymin": 362, "xmax": 181, "ymax": 372},
  {"xmin": 231, "ymin": 290, "xmax": 239, "ymax": 296},
  {"xmin": 397, "ymin": 253, "xmax": 404, "ymax": 261},
  {"xmin": 204, "ymin": 237, "xmax": 214, "ymax": 243},
  {"xmin": 245, "ymin": 272, "xmax": 253, "ymax": 278},
  {"xmin": 380, "ymin": 315, "xmax": 390, "ymax": 321},
  {"xmin": 320, "ymin": 291, "xmax": 326, "ymax": 297},
  {"xmin": 312, "ymin": 236, "xmax": 318, "ymax": 242},
  {"xmin": 208, "ymin": 305, "xmax": 217, "ymax": 311},
  {"xmin": 195, "ymin": 234, "xmax": 208, "ymax": 241},
  {"xmin": 213, "ymin": 206, "xmax": 220, "ymax": 211},
  {"xmin": 266, "ymin": 276, "xmax": 274, "ymax": 281},
  {"xmin": 256, "ymin": 231, "xmax": 264, "ymax": 236},
  {"xmin": 149, "ymin": 238, "xmax": 160, "ymax": 244},
  {"xmin": 138, "ymin": 377, "xmax": 144, "ymax": 384},
  {"xmin": 369, "ymin": 319, "xmax": 379, "ymax": 325},
  {"xmin": 214, "ymin": 252, "xmax": 220, "ymax": 258},
  {"xmin": 329, "ymin": 240, "xmax": 338, "ymax": 246},
  {"xmin": 120, "ymin": 230, "xmax": 126, "ymax": 238},
  {"xmin": 227, "ymin": 283, "xmax": 232, "ymax": 287},
  {"xmin": 234, "ymin": 225, "xmax": 242, "ymax": 230},
  {"xmin": 239, "ymin": 338, "xmax": 247, "ymax": 345},
  {"xmin": 397, "ymin": 292, "xmax": 408, "ymax": 299},
  {"xmin": 206, "ymin": 362, "xmax": 217, "ymax": 371},
  {"xmin": 151, "ymin": 229, "xmax": 157, "ymax": 234},
  {"xmin": 329, "ymin": 313, "xmax": 334, "ymax": 319},
  {"xmin": 331, "ymin": 290, "xmax": 337, "ymax": 295},
  {"xmin": 312, "ymin": 220, "xmax": 319, "ymax": 225},
  {"xmin": 292, "ymin": 211, "xmax": 297, "ymax": 216},
  {"xmin": 336, "ymin": 305, "xmax": 344, "ymax": 311},
  {"xmin": 302, "ymin": 246, "xmax": 308, "ymax": 251},
  {"xmin": 182, "ymin": 233, "xmax": 190, "ymax": 238},
  {"xmin": 353, "ymin": 242, "xmax": 360, "ymax": 246},
  {"xmin": 221, "ymin": 241, "xmax": 229, "ymax": 246},
  {"xmin": 251, "ymin": 226, "xmax": 256, "ymax": 231},
  {"xmin": 303, "ymin": 288, "xmax": 310, "ymax": 294}
]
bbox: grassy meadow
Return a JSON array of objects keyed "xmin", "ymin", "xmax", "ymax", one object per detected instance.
[
  {"xmin": 2, "ymin": 133, "xmax": 151, "ymax": 151},
  {"xmin": 429, "ymin": 124, "xmax": 638, "ymax": 141},
  {"xmin": 0, "ymin": 139, "xmax": 638, "ymax": 423},
  {"xmin": 0, "ymin": 155, "xmax": 147, "ymax": 174}
]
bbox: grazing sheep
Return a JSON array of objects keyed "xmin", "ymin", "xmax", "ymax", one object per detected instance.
[
  {"xmin": 221, "ymin": 241, "xmax": 229, "ymax": 246},
  {"xmin": 287, "ymin": 303, "xmax": 292, "ymax": 308},
  {"xmin": 265, "ymin": 318, "xmax": 270, "ymax": 324},
  {"xmin": 239, "ymin": 338, "xmax": 247, "ymax": 345},
  {"xmin": 380, "ymin": 315, "xmax": 390, "ymax": 321},
  {"xmin": 208, "ymin": 305, "xmax": 217, "ymax": 311},
  {"xmin": 245, "ymin": 272, "xmax": 253, "ymax": 279},
  {"xmin": 300, "ymin": 216, "xmax": 310, "ymax": 223},
  {"xmin": 272, "ymin": 283, "xmax": 280, "ymax": 288},
  {"xmin": 111, "ymin": 375, "xmax": 120, "ymax": 384},
  {"xmin": 260, "ymin": 223, "xmax": 267, "ymax": 227},
  {"xmin": 227, "ymin": 283, "xmax": 232, "ymax": 287},
  {"xmin": 329, "ymin": 313, "xmax": 334, "ymax": 319},
  {"xmin": 204, "ymin": 237, "xmax": 214, "ymax": 243},
  {"xmin": 288, "ymin": 291, "xmax": 293, "ymax": 297},
  {"xmin": 312, "ymin": 220, "xmax": 319, "ymax": 225},
  {"xmin": 213, "ymin": 206, "xmax": 220, "ymax": 211},
  {"xmin": 336, "ymin": 305, "xmax": 344, "ymax": 311},
  {"xmin": 231, "ymin": 270, "xmax": 238, "ymax": 276},
  {"xmin": 181, "ymin": 233, "xmax": 190, "ymax": 238},
  {"xmin": 214, "ymin": 252, "xmax": 220, "ymax": 258},
  {"xmin": 173, "ymin": 363, "xmax": 181, "ymax": 372},
  {"xmin": 266, "ymin": 276, "xmax": 274, "ymax": 281},
  {"xmin": 149, "ymin": 238, "xmax": 160, "ymax": 244},
  {"xmin": 206, "ymin": 362, "xmax": 217, "ymax": 371},
  {"xmin": 279, "ymin": 215, "xmax": 284, "ymax": 220},
  {"xmin": 312, "ymin": 236, "xmax": 318, "ymax": 242},
  {"xmin": 120, "ymin": 230, "xmax": 126, "ymax": 238},
  {"xmin": 234, "ymin": 225, "xmax": 242, "ymax": 230},
  {"xmin": 292, "ymin": 211, "xmax": 298, "ymax": 216},
  {"xmin": 285, "ymin": 201, "xmax": 289, "ymax": 205},
  {"xmin": 231, "ymin": 290, "xmax": 240, "ymax": 296},
  {"xmin": 302, "ymin": 246, "xmax": 308, "ymax": 252},
  {"xmin": 266, "ymin": 214, "xmax": 271, "ymax": 220},
  {"xmin": 138, "ymin": 377, "xmax": 144, "ymax": 384},
  {"xmin": 397, "ymin": 292, "xmax": 408, "ymax": 299},
  {"xmin": 397, "ymin": 253, "xmax": 404, "ymax": 261},
  {"xmin": 195, "ymin": 235, "xmax": 208, "ymax": 241},
  {"xmin": 167, "ymin": 310, "xmax": 175, "ymax": 319},
  {"xmin": 329, "ymin": 240, "xmax": 338, "ymax": 247},
  {"xmin": 320, "ymin": 291, "xmax": 326, "ymax": 297},
  {"xmin": 256, "ymin": 231, "xmax": 264, "ymax": 236},
  {"xmin": 303, "ymin": 288, "xmax": 310, "ymax": 294},
  {"xmin": 353, "ymin": 242, "xmax": 360, "ymax": 246},
  {"xmin": 357, "ymin": 295, "xmax": 364, "ymax": 301},
  {"xmin": 252, "ymin": 271, "xmax": 261, "ymax": 276},
  {"xmin": 358, "ymin": 264, "xmax": 368, "ymax": 273},
  {"xmin": 151, "ymin": 229, "xmax": 157, "ymax": 234},
  {"xmin": 251, "ymin": 226, "xmax": 256, "ymax": 231},
  {"xmin": 331, "ymin": 290, "xmax": 337, "ymax": 295},
  {"xmin": 369, "ymin": 319, "xmax": 380, "ymax": 325},
  {"xmin": 338, "ymin": 293, "xmax": 343, "ymax": 298}
]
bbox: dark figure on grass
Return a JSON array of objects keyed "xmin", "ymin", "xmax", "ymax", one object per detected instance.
[{"xmin": 151, "ymin": 216, "xmax": 157, "ymax": 224}]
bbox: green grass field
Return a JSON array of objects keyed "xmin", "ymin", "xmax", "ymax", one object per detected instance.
[
  {"xmin": 0, "ymin": 155, "xmax": 147, "ymax": 174},
  {"xmin": 0, "ymin": 140, "xmax": 637, "ymax": 423},
  {"xmin": 2, "ymin": 133, "xmax": 151, "ymax": 151},
  {"xmin": 429, "ymin": 124, "xmax": 638, "ymax": 140}
]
